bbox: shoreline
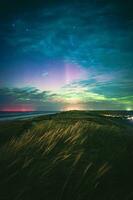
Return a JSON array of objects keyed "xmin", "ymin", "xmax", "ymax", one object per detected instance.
[{"xmin": 0, "ymin": 111, "xmax": 58, "ymax": 121}]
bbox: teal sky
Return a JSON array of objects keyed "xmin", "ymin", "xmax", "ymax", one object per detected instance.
[{"xmin": 0, "ymin": 0, "xmax": 133, "ymax": 111}]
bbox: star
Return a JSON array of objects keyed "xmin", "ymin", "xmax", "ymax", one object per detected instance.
[
  {"xmin": 12, "ymin": 23, "xmax": 16, "ymax": 28},
  {"xmin": 26, "ymin": 28, "xmax": 29, "ymax": 32}
]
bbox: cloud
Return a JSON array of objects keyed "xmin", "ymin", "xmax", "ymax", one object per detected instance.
[
  {"xmin": 0, "ymin": 87, "xmax": 70, "ymax": 111},
  {"xmin": 0, "ymin": 87, "xmax": 51, "ymax": 109},
  {"xmin": 2, "ymin": 1, "xmax": 133, "ymax": 71},
  {"xmin": 0, "ymin": 83, "xmax": 132, "ymax": 111},
  {"xmin": 0, "ymin": 1, "xmax": 132, "ymax": 111},
  {"xmin": 42, "ymin": 72, "xmax": 49, "ymax": 77}
]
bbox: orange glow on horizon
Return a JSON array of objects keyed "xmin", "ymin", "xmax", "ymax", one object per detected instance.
[
  {"xmin": 63, "ymin": 104, "xmax": 86, "ymax": 111},
  {"xmin": 1, "ymin": 106, "xmax": 35, "ymax": 112}
]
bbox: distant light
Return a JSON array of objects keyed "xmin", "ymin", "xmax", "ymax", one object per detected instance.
[
  {"xmin": 63, "ymin": 104, "xmax": 86, "ymax": 111},
  {"xmin": 128, "ymin": 116, "xmax": 133, "ymax": 121},
  {"xmin": 127, "ymin": 108, "xmax": 132, "ymax": 111}
]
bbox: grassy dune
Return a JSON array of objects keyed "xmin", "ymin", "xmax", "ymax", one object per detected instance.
[{"xmin": 0, "ymin": 111, "xmax": 133, "ymax": 200}]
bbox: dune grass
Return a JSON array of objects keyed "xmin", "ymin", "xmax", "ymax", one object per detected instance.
[{"xmin": 0, "ymin": 111, "xmax": 133, "ymax": 200}]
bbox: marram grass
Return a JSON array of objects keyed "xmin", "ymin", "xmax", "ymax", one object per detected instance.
[{"xmin": 0, "ymin": 111, "xmax": 133, "ymax": 200}]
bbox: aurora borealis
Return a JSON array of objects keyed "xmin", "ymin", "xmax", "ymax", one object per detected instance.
[{"xmin": 0, "ymin": 0, "xmax": 133, "ymax": 111}]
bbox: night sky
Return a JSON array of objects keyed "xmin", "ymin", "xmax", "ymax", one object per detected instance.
[{"xmin": 0, "ymin": 0, "xmax": 133, "ymax": 111}]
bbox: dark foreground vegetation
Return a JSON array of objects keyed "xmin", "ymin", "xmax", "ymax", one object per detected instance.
[{"xmin": 0, "ymin": 111, "xmax": 133, "ymax": 200}]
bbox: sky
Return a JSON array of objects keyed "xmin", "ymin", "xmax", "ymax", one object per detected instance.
[{"xmin": 0, "ymin": 0, "xmax": 133, "ymax": 111}]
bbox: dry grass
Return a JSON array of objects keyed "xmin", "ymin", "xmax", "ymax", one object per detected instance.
[{"xmin": 0, "ymin": 111, "xmax": 133, "ymax": 200}]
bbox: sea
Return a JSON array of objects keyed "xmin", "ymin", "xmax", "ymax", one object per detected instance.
[{"xmin": 0, "ymin": 111, "xmax": 57, "ymax": 121}]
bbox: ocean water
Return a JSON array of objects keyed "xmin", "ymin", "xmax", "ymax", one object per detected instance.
[{"xmin": 0, "ymin": 111, "xmax": 57, "ymax": 121}]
